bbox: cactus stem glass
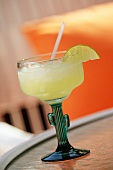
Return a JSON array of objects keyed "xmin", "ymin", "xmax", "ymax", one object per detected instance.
[
  {"xmin": 17, "ymin": 52, "xmax": 90, "ymax": 162},
  {"xmin": 41, "ymin": 103, "xmax": 90, "ymax": 162}
]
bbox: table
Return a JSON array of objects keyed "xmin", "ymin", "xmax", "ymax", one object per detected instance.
[{"xmin": 0, "ymin": 108, "xmax": 113, "ymax": 170}]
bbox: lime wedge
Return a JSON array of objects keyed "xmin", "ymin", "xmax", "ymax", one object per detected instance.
[{"xmin": 63, "ymin": 45, "xmax": 100, "ymax": 63}]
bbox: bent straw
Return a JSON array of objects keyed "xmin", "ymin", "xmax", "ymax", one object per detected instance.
[{"xmin": 51, "ymin": 22, "xmax": 66, "ymax": 60}]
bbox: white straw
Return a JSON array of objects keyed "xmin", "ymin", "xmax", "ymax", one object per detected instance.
[{"xmin": 51, "ymin": 22, "xmax": 66, "ymax": 60}]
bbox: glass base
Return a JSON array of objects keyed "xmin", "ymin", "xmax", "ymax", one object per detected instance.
[{"xmin": 41, "ymin": 145, "xmax": 90, "ymax": 162}]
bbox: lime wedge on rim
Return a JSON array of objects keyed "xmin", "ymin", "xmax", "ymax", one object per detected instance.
[{"xmin": 63, "ymin": 45, "xmax": 100, "ymax": 63}]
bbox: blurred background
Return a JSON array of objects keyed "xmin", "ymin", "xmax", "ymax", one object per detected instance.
[{"xmin": 0, "ymin": 0, "xmax": 113, "ymax": 134}]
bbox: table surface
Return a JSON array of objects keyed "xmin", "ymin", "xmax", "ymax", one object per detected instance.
[{"xmin": 1, "ymin": 108, "xmax": 113, "ymax": 170}]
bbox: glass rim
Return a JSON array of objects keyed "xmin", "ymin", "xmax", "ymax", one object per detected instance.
[
  {"xmin": 17, "ymin": 51, "xmax": 67, "ymax": 64},
  {"xmin": 17, "ymin": 51, "xmax": 69, "ymax": 69}
]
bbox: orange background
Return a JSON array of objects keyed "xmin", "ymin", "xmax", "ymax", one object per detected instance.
[{"xmin": 22, "ymin": 2, "xmax": 113, "ymax": 120}]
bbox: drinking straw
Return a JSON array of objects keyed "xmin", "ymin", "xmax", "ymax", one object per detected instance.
[{"xmin": 51, "ymin": 22, "xmax": 66, "ymax": 60}]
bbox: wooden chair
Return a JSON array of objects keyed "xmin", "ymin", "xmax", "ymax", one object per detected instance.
[
  {"xmin": 0, "ymin": 96, "xmax": 51, "ymax": 134},
  {"xmin": 0, "ymin": 96, "xmax": 51, "ymax": 156}
]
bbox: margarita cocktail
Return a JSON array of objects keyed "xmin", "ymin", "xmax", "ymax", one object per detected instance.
[
  {"xmin": 18, "ymin": 51, "xmax": 84, "ymax": 104},
  {"xmin": 17, "ymin": 45, "xmax": 99, "ymax": 162}
]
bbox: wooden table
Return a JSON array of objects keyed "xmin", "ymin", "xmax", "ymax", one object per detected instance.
[{"xmin": 0, "ymin": 108, "xmax": 113, "ymax": 170}]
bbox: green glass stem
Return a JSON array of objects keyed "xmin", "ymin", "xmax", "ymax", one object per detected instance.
[
  {"xmin": 48, "ymin": 103, "xmax": 70, "ymax": 151},
  {"xmin": 41, "ymin": 102, "xmax": 90, "ymax": 162}
]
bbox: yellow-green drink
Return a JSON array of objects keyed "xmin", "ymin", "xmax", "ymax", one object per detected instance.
[{"xmin": 18, "ymin": 52, "xmax": 84, "ymax": 104}]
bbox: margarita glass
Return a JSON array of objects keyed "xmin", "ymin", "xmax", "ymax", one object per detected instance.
[{"xmin": 17, "ymin": 51, "xmax": 90, "ymax": 161}]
